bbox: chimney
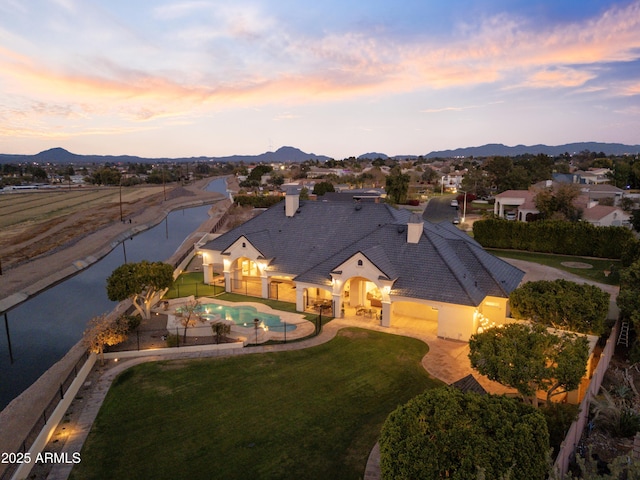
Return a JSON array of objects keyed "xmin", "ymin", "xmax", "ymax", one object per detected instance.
[
  {"xmin": 285, "ymin": 186, "xmax": 300, "ymax": 217},
  {"xmin": 407, "ymin": 213, "xmax": 423, "ymax": 244}
]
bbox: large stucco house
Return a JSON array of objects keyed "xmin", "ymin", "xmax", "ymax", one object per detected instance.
[{"xmin": 199, "ymin": 190, "xmax": 524, "ymax": 341}]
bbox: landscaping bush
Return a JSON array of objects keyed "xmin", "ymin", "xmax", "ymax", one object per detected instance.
[
  {"xmin": 473, "ymin": 219, "xmax": 634, "ymax": 259},
  {"xmin": 118, "ymin": 314, "xmax": 141, "ymax": 332},
  {"xmin": 380, "ymin": 387, "xmax": 549, "ymax": 480},
  {"xmin": 165, "ymin": 334, "xmax": 179, "ymax": 347},
  {"xmin": 233, "ymin": 194, "xmax": 284, "ymax": 208},
  {"xmin": 509, "ymin": 279, "xmax": 610, "ymax": 335},
  {"xmin": 540, "ymin": 403, "xmax": 580, "ymax": 456}
]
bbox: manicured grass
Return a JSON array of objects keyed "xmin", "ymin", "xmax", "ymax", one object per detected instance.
[
  {"xmin": 164, "ymin": 272, "xmax": 224, "ymax": 298},
  {"xmin": 490, "ymin": 249, "xmax": 621, "ymax": 285},
  {"xmin": 70, "ymin": 329, "xmax": 441, "ymax": 480}
]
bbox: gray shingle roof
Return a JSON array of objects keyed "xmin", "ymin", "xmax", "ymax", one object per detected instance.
[{"xmin": 202, "ymin": 200, "xmax": 524, "ymax": 306}]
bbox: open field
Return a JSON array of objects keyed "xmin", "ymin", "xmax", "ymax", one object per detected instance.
[
  {"xmin": 0, "ymin": 185, "xmax": 166, "ymax": 268},
  {"xmin": 70, "ymin": 328, "xmax": 440, "ymax": 480}
]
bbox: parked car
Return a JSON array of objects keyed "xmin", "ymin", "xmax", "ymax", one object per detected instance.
[
  {"xmin": 450, "ymin": 199, "xmax": 459, "ymax": 207},
  {"xmin": 505, "ymin": 211, "xmax": 517, "ymax": 221},
  {"xmin": 452, "ymin": 217, "xmax": 460, "ymax": 224}
]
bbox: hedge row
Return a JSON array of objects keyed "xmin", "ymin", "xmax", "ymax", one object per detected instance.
[
  {"xmin": 472, "ymin": 219, "xmax": 634, "ymax": 259},
  {"xmin": 234, "ymin": 195, "xmax": 284, "ymax": 208}
]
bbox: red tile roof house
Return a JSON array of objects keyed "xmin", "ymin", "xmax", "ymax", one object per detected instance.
[
  {"xmin": 494, "ymin": 183, "xmax": 631, "ymax": 227},
  {"xmin": 198, "ymin": 188, "xmax": 525, "ymax": 342}
]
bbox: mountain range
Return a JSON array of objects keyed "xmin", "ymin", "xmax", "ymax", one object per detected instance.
[{"xmin": 1, "ymin": 142, "xmax": 639, "ymax": 165}]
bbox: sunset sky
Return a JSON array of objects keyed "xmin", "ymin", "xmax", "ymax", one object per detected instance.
[{"xmin": 1, "ymin": 0, "xmax": 640, "ymax": 159}]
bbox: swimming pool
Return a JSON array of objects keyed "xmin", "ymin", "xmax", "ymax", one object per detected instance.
[{"xmin": 185, "ymin": 302, "xmax": 297, "ymax": 333}]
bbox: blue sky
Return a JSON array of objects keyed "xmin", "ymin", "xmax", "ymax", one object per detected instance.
[{"xmin": 1, "ymin": 0, "xmax": 639, "ymax": 158}]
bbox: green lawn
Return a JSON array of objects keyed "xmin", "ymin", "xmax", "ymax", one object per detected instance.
[
  {"xmin": 164, "ymin": 272, "xmax": 225, "ymax": 298},
  {"xmin": 70, "ymin": 329, "xmax": 441, "ymax": 480},
  {"xmin": 490, "ymin": 249, "xmax": 621, "ymax": 285}
]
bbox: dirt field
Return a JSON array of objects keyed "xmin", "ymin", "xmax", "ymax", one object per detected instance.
[
  {"xmin": 0, "ymin": 178, "xmax": 228, "ymax": 302},
  {"xmin": 0, "ymin": 185, "xmax": 168, "ymax": 269}
]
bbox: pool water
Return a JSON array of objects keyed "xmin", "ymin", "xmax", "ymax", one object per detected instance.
[{"xmin": 186, "ymin": 303, "xmax": 297, "ymax": 333}]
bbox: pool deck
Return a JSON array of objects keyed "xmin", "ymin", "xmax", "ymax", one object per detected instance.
[{"xmin": 165, "ymin": 296, "xmax": 316, "ymax": 342}]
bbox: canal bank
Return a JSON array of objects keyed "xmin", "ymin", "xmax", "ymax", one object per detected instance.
[
  {"xmin": 0, "ymin": 188, "xmax": 234, "ymax": 477},
  {"xmin": 0, "ymin": 177, "xmax": 228, "ymax": 310}
]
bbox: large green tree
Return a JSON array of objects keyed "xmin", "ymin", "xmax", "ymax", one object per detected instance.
[
  {"xmin": 312, "ymin": 181, "xmax": 335, "ymax": 196},
  {"xmin": 385, "ymin": 166, "xmax": 410, "ymax": 204},
  {"xmin": 106, "ymin": 261, "xmax": 174, "ymax": 319},
  {"xmin": 509, "ymin": 279, "xmax": 610, "ymax": 335},
  {"xmin": 469, "ymin": 323, "xmax": 589, "ymax": 406},
  {"xmin": 379, "ymin": 387, "xmax": 550, "ymax": 480},
  {"xmin": 534, "ymin": 184, "xmax": 582, "ymax": 221}
]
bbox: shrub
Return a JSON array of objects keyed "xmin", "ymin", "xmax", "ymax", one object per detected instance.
[
  {"xmin": 118, "ymin": 314, "xmax": 141, "ymax": 332},
  {"xmin": 540, "ymin": 403, "xmax": 580, "ymax": 456},
  {"xmin": 380, "ymin": 387, "xmax": 549, "ymax": 480},
  {"xmin": 233, "ymin": 195, "xmax": 284, "ymax": 208},
  {"xmin": 473, "ymin": 219, "xmax": 634, "ymax": 259},
  {"xmin": 165, "ymin": 334, "xmax": 179, "ymax": 347}
]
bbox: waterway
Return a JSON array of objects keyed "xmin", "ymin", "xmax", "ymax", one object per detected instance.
[{"xmin": 0, "ymin": 178, "xmax": 228, "ymax": 410}]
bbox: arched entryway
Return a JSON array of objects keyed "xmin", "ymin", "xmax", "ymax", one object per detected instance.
[
  {"xmin": 342, "ymin": 277, "xmax": 382, "ymax": 319},
  {"xmin": 229, "ymin": 257, "xmax": 262, "ymax": 296}
]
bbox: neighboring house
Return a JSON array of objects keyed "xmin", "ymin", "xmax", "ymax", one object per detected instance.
[
  {"xmin": 493, "ymin": 190, "xmax": 537, "ymax": 222},
  {"xmin": 199, "ymin": 189, "xmax": 524, "ymax": 341},
  {"xmin": 573, "ymin": 168, "xmax": 612, "ymax": 184},
  {"xmin": 581, "ymin": 205, "xmax": 631, "ymax": 227},
  {"xmin": 440, "ymin": 171, "xmax": 465, "ymax": 191},
  {"xmin": 494, "ymin": 184, "xmax": 630, "ymax": 226},
  {"xmin": 580, "ymin": 183, "xmax": 624, "ymax": 204}
]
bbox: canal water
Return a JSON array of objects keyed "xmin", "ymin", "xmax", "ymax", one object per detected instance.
[{"xmin": 0, "ymin": 178, "xmax": 228, "ymax": 410}]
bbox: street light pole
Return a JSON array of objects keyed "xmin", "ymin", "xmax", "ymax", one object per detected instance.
[
  {"xmin": 441, "ymin": 176, "xmax": 445, "ymax": 195},
  {"xmin": 459, "ymin": 189, "xmax": 468, "ymax": 223},
  {"xmin": 119, "ymin": 175, "xmax": 124, "ymax": 222}
]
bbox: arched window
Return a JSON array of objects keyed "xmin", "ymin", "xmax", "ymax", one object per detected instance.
[
  {"xmin": 357, "ymin": 259, "xmax": 363, "ymax": 267},
  {"xmin": 242, "ymin": 242, "xmax": 246, "ymax": 248}
]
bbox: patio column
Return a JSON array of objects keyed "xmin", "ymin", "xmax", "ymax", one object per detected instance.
[
  {"xmin": 203, "ymin": 262, "xmax": 214, "ymax": 284},
  {"xmin": 261, "ymin": 275, "xmax": 269, "ymax": 299},
  {"xmin": 296, "ymin": 288, "xmax": 305, "ymax": 312},
  {"xmin": 223, "ymin": 271, "xmax": 231, "ymax": 292},
  {"xmin": 380, "ymin": 300, "xmax": 391, "ymax": 327},
  {"xmin": 332, "ymin": 293, "xmax": 343, "ymax": 318}
]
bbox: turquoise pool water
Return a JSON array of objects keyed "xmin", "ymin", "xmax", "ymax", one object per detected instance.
[{"xmin": 186, "ymin": 303, "xmax": 297, "ymax": 333}]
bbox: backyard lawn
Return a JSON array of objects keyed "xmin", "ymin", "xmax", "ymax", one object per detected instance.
[
  {"xmin": 491, "ymin": 249, "xmax": 621, "ymax": 285},
  {"xmin": 70, "ymin": 328, "xmax": 441, "ymax": 480}
]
